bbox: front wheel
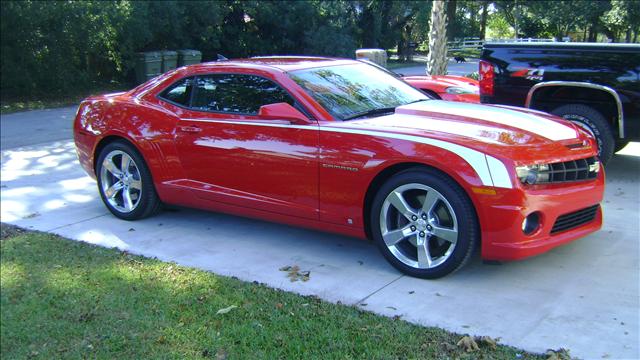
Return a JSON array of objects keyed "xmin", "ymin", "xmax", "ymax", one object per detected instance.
[
  {"xmin": 96, "ymin": 141, "xmax": 161, "ymax": 220},
  {"xmin": 370, "ymin": 168, "xmax": 479, "ymax": 279}
]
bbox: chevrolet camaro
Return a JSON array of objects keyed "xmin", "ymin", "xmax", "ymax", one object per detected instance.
[{"xmin": 74, "ymin": 57, "xmax": 604, "ymax": 278}]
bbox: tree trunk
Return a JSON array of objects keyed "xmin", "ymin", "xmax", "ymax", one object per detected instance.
[
  {"xmin": 446, "ymin": 0, "xmax": 457, "ymax": 41},
  {"xmin": 626, "ymin": 28, "xmax": 632, "ymax": 43},
  {"xmin": 480, "ymin": 1, "xmax": 488, "ymax": 40},
  {"xmin": 426, "ymin": 0, "xmax": 448, "ymax": 75},
  {"xmin": 588, "ymin": 24, "xmax": 597, "ymax": 42}
]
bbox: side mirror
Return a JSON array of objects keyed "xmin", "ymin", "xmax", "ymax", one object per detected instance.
[{"xmin": 258, "ymin": 103, "xmax": 310, "ymax": 124}]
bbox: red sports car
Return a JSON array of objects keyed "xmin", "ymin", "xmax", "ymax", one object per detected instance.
[
  {"xmin": 74, "ymin": 57, "xmax": 604, "ymax": 278},
  {"xmin": 402, "ymin": 75, "xmax": 480, "ymax": 103}
]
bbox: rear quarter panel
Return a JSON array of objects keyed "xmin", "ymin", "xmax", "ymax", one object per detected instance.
[{"xmin": 74, "ymin": 96, "xmax": 184, "ymax": 189}]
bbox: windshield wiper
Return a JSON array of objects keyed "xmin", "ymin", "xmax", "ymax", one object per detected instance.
[{"xmin": 343, "ymin": 107, "xmax": 397, "ymax": 120}]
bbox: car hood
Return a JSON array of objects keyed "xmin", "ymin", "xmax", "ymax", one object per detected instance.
[
  {"xmin": 402, "ymin": 75, "xmax": 478, "ymax": 89},
  {"xmin": 324, "ymin": 100, "xmax": 593, "ymax": 163}
]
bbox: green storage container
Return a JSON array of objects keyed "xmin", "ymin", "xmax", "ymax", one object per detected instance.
[
  {"xmin": 135, "ymin": 51, "xmax": 162, "ymax": 84},
  {"xmin": 161, "ymin": 50, "xmax": 178, "ymax": 72},
  {"xmin": 177, "ymin": 49, "xmax": 202, "ymax": 66}
]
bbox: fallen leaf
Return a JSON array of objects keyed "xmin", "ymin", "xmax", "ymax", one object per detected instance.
[
  {"xmin": 23, "ymin": 212, "xmax": 40, "ymax": 219},
  {"xmin": 215, "ymin": 349, "xmax": 228, "ymax": 360},
  {"xmin": 216, "ymin": 305, "xmax": 237, "ymax": 315},
  {"xmin": 546, "ymin": 348, "xmax": 571, "ymax": 360},
  {"xmin": 280, "ymin": 265, "xmax": 311, "ymax": 282},
  {"xmin": 128, "ymin": 228, "xmax": 135, "ymax": 232},
  {"xmin": 457, "ymin": 335, "xmax": 480, "ymax": 352},
  {"xmin": 476, "ymin": 335, "xmax": 499, "ymax": 349},
  {"xmin": 408, "ymin": 291, "xmax": 415, "ymax": 294},
  {"xmin": 275, "ymin": 303, "xmax": 283, "ymax": 309},
  {"xmin": 386, "ymin": 306, "xmax": 397, "ymax": 311}
]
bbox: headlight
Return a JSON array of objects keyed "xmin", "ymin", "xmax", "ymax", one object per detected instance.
[
  {"xmin": 445, "ymin": 86, "xmax": 478, "ymax": 95},
  {"xmin": 515, "ymin": 164, "xmax": 551, "ymax": 184}
]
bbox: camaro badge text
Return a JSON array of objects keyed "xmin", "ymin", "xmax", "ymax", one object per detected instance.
[{"xmin": 322, "ymin": 163, "xmax": 359, "ymax": 172}]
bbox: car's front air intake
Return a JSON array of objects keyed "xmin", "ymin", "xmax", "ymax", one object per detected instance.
[{"xmin": 551, "ymin": 205, "xmax": 600, "ymax": 234}]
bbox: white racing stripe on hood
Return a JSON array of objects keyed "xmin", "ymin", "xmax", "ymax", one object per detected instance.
[{"xmin": 400, "ymin": 100, "xmax": 577, "ymax": 141}]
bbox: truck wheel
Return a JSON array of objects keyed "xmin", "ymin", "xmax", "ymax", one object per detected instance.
[{"xmin": 551, "ymin": 104, "xmax": 614, "ymax": 165}]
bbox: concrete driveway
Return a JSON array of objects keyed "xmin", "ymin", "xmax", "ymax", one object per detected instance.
[{"xmin": 1, "ymin": 108, "xmax": 638, "ymax": 359}]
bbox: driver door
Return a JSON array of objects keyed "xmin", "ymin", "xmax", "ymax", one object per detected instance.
[{"xmin": 172, "ymin": 73, "xmax": 319, "ymax": 220}]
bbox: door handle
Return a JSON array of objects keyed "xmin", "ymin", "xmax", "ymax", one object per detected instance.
[{"xmin": 178, "ymin": 125, "xmax": 202, "ymax": 133}]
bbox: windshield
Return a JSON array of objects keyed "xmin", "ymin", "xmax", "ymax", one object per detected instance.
[{"xmin": 289, "ymin": 63, "xmax": 428, "ymax": 120}]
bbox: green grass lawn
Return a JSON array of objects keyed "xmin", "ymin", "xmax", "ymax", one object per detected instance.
[{"xmin": 1, "ymin": 224, "xmax": 548, "ymax": 359}]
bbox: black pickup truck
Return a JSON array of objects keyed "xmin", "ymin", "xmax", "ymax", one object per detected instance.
[{"xmin": 479, "ymin": 42, "xmax": 640, "ymax": 164}]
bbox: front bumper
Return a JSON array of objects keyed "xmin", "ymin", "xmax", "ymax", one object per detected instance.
[{"xmin": 476, "ymin": 169, "xmax": 605, "ymax": 261}]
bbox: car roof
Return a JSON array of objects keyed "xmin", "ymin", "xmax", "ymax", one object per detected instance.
[{"xmin": 186, "ymin": 56, "xmax": 361, "ymax": 72}]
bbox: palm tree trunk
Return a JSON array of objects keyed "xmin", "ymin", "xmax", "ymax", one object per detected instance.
[
  {"xmin": 426, "ymin": 0, "xmax": 448, "ymax": 75},
  {"xmin": 480, "ymin": 1, "xmax": 488, "ymax": 40}
]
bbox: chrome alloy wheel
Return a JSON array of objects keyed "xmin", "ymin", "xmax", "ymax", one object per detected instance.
[
  {"xmin": 379, "ymin": 183, "xmax": 458, "ymax": 269},
  {"xmin": 100, "ymin": 150, "xmax": 142, "ymax": 213}
]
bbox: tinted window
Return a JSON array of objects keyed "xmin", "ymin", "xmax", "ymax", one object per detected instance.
[
  {"xmin": 191, "ymin": 74, "xmax": 294, "ymax": 114},
  {"xmin": 289, "ymin": 63, "xmax": 427, "ymax": 120},
  {"xmin": 159, "ymin": 77, "xmax": 194, "ymax": 106}
]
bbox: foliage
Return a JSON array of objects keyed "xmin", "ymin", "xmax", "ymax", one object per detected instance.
[
  {"xmin": 0, "ymin": 228, "xmax": 545, "ymax": 359},
  {"xmin": 1, "ymin": 0, "xmax": 638, "ymax": 102},
  {"xmin": 486, "ymin": 11, "xmax": 515, "ymax": 39}
]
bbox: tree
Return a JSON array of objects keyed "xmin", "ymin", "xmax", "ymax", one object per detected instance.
[
  {"xmin": 426, "ymin": 1, "xmax": 448, "ymax": 75},
  {"xmin": 601, "ymin": 0, "xmax": 640, "ymax": 42},
  {"xmin": 479, "ymin": 1, "xmax": 489, "ymax": 40}
]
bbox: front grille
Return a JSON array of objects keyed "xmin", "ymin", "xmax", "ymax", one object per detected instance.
[
  {"xmin": 547, "ymin": 157, "xmax": 599, "ymax": 183},
  {"xmin": 551, "ymin": 205, "xmax": 599, "ymax": 234}
]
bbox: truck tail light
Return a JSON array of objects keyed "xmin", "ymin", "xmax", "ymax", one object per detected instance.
[{"xmin": 479, "ymin": 60, "xmax": 494, "ymax": 96}]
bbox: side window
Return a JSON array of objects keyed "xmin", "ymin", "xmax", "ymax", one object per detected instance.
[
  {"xmin": 191, "ymin": 74, "xmax": 295, "ymax": 114},
  {"xmin": 159, "ymin": 77, "xmax": 194, "ymax": 106}
]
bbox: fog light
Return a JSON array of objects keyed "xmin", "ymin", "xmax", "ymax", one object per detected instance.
[{"xmin": 522, "ymin": 212, "xmax": 541, "ymax": 235}]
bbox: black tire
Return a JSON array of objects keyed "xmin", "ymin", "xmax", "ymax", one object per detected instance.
[
  {"xmin": 370, "ymin": 168, "xmax": 479, "ymax": 279},
  {"xmin": 551, "ymin": 104, "xmax": 615, "ymax": 165},
  {"xmin": 96, "ymin": 141, "xmax": 162, "ymax": 220},
  {"xmin": 614, "ymin": 140, "xmax": 630, "ymax": 153}
]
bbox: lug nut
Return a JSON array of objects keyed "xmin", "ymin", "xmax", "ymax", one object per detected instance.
[
  {"xmin": 419, "ymin": 231, "xmax": 425, "ymax": 237},
  {"xmin": 427, "ymin": 225, "xmax": 432, "ymax": 231},
  {"xmin": 411, "ymin": 215, "xmax": 418, "ymax": 221},
  {"xmin": 410, "ymin": 225, "xmax": 416, "ymax": 231},
  {"xmin": 421, "ymin": 214, "xmax": 427, "ymax": 219}
]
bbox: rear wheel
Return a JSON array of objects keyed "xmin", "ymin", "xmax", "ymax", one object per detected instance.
[
  {"xmin": 96, "ymin": 141, "xmax": 161, "ymax": 220},
  {"xmin": 370, "ymin": 168, "xmax": 478, "ymax": 279},
  {"xmin": 551, "ymin": 104, "xmax": 615, "ymax": 165}
]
